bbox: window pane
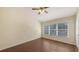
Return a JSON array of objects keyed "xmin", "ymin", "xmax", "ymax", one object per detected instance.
[
  {"xmin": 44, "ymin": 29, "xmax": 49, "ymax": 34},
  {"xmin": 58, "ymin": 30, "xmax": 67, "ymax": 36},
  {"xmin": 50, "ymin": 24, "xmax": 56, "ymax": 29},
  {"xmin": 50, "ymin": 30, "xmax": 56, "ymax": 36},
  {"xmin": 58, "ymin": 23, "xmax": 67, "ymax": 29},
  {"xmin": 44, "ymin": 26, "xmax": 49, "ymax": 29},
  {"xmin": 44, "ymin": 26, "xmax": 49, "ymax": 35}
]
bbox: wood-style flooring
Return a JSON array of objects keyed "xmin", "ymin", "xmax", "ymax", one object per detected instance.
[{"xmin": 1, "ymin": 38, "xmax": 78, "ymax": 52}]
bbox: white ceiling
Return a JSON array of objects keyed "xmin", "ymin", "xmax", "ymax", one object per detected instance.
[{"xmin": 32, "ymin": 7, "xmax": 79, "ymax": 22}]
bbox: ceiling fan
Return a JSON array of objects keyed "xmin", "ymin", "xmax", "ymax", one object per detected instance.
[{"xmin": 32, "ymin": 7, "xmax": 48, "ymax": 14}]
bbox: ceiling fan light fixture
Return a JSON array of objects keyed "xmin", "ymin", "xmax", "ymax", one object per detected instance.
[
  {"xmin": 32, "ymin": 7, "xmax": 48, "ymax": 14},
  {"xmin": 38, "ymin": 9, "xmax": 45, "ymax": 14}
]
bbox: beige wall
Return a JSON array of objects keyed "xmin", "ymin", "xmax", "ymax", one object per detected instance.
[
  {"xmin": 41, "ymin": 16, "xmax": 76, "ymax": 45},
  {"xmin": 0, "ymin": 8, "xmax": 41, "ymax": 50}
]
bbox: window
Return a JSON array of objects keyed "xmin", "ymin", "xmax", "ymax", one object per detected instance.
[
  {"xmin": 43, "ymin": 23, "xmax": 68, "ymax": 37},
  {"xmin": 50, "ymin": 24, "xmax": 56, "ymax": 36},
  {"xmin": 44, "ymin": 25, "xmax": 49, "ymax": 35},
  {"xmin": 58, "ymin": 23, "xmax": 67, "ymax": 37}
]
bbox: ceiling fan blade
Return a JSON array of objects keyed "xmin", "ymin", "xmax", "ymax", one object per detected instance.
[
  {"xmin": 44, "ymin": 10, "xmax": 48, "ymax": 13},
  {"xmin": 32, "ymin": 7, "xmax": 49, "ymax": 10},
  {"xmin": 32, "ymin": 8, "xmax": 40, "ymax": 10},
  {"xmin": 38, "ymin": 12, "xmax": 41, "ymax": 14},
  {"xmin": 44, "ymin": 7, "xmax": 48, "ymax": 9}
]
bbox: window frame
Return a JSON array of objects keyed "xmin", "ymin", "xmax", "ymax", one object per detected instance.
[
  {"xmin": 43, "ymin": 23, "xmax": 68, "ymax": 37},
  {"xmin": 57, "ymin": 23, "xmax": 68, "ymax": 37}
]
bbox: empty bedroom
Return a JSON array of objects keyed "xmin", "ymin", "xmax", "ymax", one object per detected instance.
[{"xmin": 0, "ymin": 7, "xmax": 79, "ymax": 52}]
